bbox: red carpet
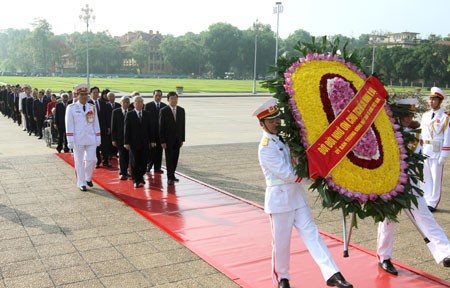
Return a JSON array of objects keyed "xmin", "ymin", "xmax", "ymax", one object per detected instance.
[{"xmin": 58, "ymin": 153, "xmax": 450, "ymax": 288}]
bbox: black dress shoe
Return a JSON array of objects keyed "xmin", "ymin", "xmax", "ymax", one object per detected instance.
[
  {"xmin": 134, "ymin": 182, "xmax": 141, "ymax": 188},
  {"xmin": 174, "ymin": 178, "xmax": 180, "ymax": 182},
  {"xmin": 119, "ymin": 175, "xmax": 127, "ymax": 180},
  {"xmin": 96, "ymin": 164, "xmax": 100, "ymax": 168},
  {"xmin": 56, "ymin": 148, "xmax": 62, "ymax": 153},
  {"xmin": 79, "ymin": 186, "xmax": 87, "ymax": 192},
  {"xmin": 167, "ymin": 179, "xmax": 175, "ymax": 185},
  {"xmin": 379, "ymin": 259, "xmax": 398, "ymax": 275},
  {"xmin": 86, "ymin": 181, "xmax": 93, "ymax": 187},
  {"xmin": 428, "ymin": 206, "xmax": 437, "ymax": 212},
  {"xmin": 38, "ymin": 136, "xmax": 42, "ymax": 139},
  {"xmin": 154, "ymin": 170, "xmax": 164, "ymax": 174},
  {"xmin": 326, "ymin": 272, "xmax": 353, "ymax": 288},
  {"xmin": 103, "ymin": 162, "xmax": 112, "ymax": 168},
  {"xmin": 146, "ymin": 166, "xmax": 151, "ymax": 172},
  {"xmin": 140, "ymin": 179, "xmax": 146, "ymax": 184},
  {"xmin": 443, "ymin": 257, "xmax": 450, "ymax": 267},
  {"xmin": 278, "ymin": 278, "xmax": 290, "ymax": 288}
]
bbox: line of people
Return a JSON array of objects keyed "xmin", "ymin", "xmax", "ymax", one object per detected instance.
[{"xmin": 0, "ymin": 83, "xmax": 186, "ymax": 191}]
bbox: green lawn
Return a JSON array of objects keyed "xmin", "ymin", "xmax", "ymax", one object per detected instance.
[
  {"xmin": 0, "ymin": 76, "xmax": 269, "ymax": 93},
  {"xmin": 1, "ymin": 76, "xmax": 447, "ymax": 95}
]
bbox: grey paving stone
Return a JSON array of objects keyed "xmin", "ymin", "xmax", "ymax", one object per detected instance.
[
  {"xmin": 79, "ymin": 247, "xmax": 123, "ymax": 264},
  {"xmin": 89, "ymin": 258, "xmax": 136, "ymax": 278},
  {"xmin": 41, "ymin": 252, "xmax": 86, "ymax": 270},
  {"xmin": 56, "ymin": 279, "xmax": 105, "ymax": 288},
  {"xmin": 114, "ymin": 242, "xmax": 158, "ymax": 258},
  {"xmin": 127, "ymin": 252, "xmax": 172, "ymax": 270},
  {"xmin": 99, "ymin": 271, "xmax": 153, "ymax": 288},
  {"xmin": 36, "ymin": 242, "xmax": 77, "ymax": 258},
  {"xmin": 1, "ymin": 259, "xmax": 46, "ymax": 279},
  {"xmin": 3, "ymin": 272, "xmax": 53, "ymax": 288},
  {"xmin": 72, "ymin": 237, "xmax": 111, "ymax": 252},
  {"xmin": 48, "ymin": 265, "xmax": 96, "ymax": 286}
]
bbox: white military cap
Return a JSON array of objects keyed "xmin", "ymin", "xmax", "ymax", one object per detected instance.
[
  {"xmin": 74, "ymin": 84, "xmax": 89, "ymax": 94},
  {"xmin": 430, "ymin": 87, "xmax": 445, "ymax": 100},
  {"xmin": 396, "ymin": 98, "xmax": 418, "ymax": 112},
  {"xmin": 253, "ymin": 98, "xmax": 280, "ymax": 120}
]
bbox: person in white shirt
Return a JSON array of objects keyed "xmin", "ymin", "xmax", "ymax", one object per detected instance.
[
  {"xmin": 254, "ymin": 98, "xmax": 352, "ymax": 288},
  {"xmin": 65, "ymin": 84, "xmax": 101, "ymax": 191},
  {"xmin": 420, "ymin": 87, "xmax": 450, "ymax": 211},
  {"xmin": 377, "ymin": 98, "xmax": 450, "ymax": 275}
]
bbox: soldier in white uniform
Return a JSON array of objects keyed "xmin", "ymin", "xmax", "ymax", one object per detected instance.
[
  {"xmin": 420, "ymin": 87, "xmax": 450, "ymax": 211},
  {"xmin": 65, "ymin": 84, "xmax": 101, "ymax": 191},
  {"xmin": 377, "ymin": 98, "xmax": 450, "ymax": 275},
  {"xmin": 254, "ymin": 98, "xmax": 352, "ymax": 288}
]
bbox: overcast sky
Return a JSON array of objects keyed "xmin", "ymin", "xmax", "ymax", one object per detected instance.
[{"xmin": 2, "ymin": 0, "xmax": 448, "ymax": 39}]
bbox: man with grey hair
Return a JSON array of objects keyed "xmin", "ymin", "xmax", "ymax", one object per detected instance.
[
  {"xmin": 124, "ymin": 95, "xmax": 152, "ymax": 188},
  {"xmin": 111, "ymin": 96, "xmax": 131, "ymax": 180}
]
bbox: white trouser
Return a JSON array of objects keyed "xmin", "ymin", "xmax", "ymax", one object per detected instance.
[
  {"xmin": 270, "ymin": 206, "xmax": 339, "ymax": 284},
  {"xmin": 21, "ymin": 113, "xmax": 27, "ymax": 129},
  {"xmin": 422, "ymin": 158, "xmax": 444, "ymax": 208},
  {"xmin": 377, "ymin": 195, "xmax": 450, "ymax": 264},
  {"xmin": 73, "ymin": 144, "xmax": 97, "ymax": 187}
]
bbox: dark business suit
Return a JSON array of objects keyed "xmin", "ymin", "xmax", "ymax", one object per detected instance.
[
  {"xmin": 105, "ymin": 102, "xmax": 121, "ymax": 158},
  {"xmin": 13, "ymin": 93, "xmax": 21, "ymax": 125},
  {"xmin": 33, "ymin": 97, "xmax": 48, "ymax": 137},
  {"xmin": 26, "ymin": 96, "xmax": 36, "ymax": 135},
  {"xmin": 159, "ymin": 105, "xmax": 185, "ymax": 181},
  {"xmin": 54, "ymin": 101, "xmax": 69, "ymax": 152},
  {"xmin": 124, "ymin": 110, "xmax": 152, "ymax": 184},
  {"xmin": 111, "ymin": 107, "xmax": 129, "ymax": 177},
  {"xmin": 89, "ymin": 99, "xmax": 111, "ymax": 166},
  {"xmin": 145, "ymin": 101, "xmax": 167, "ymax": 172}
]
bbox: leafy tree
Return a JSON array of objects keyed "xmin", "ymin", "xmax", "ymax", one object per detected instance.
[
  {"xmin": 30, "ymin": 19, "xmax": 54, "ymax": 73},
  {"xmin": 128, "ymin": 39, "xmax": 150, "ymax": 74},
  {"xmin": 203, "ymin": 23, "xmax": 242, "ymax": 77}
]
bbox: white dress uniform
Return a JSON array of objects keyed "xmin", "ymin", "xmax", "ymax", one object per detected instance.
[
  {"xmin": 377, "ymin": 126, "xmax": 450, "ymax": 265},
  {"xmin": 420, "ymin": 106, "xmax": 450, "ymax": 208},
  {"xmin": 258, "ymin": 130, "xmax": 339, "ymax": 283},
  {"xmin": 65, "ymin": 101, "xmax": 101, "ymax": 188}
]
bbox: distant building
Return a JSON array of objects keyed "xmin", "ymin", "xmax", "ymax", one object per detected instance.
[
  {"xmin": 116, "ymin": 30, "xmax": 166, "ymax": 74},
  {"xmin": 369, "ymin": 32, "xmax": 421, "ymax": 48}
]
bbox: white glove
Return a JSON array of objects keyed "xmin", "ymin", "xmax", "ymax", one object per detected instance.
[
  {"xmin": 438, "ymin": 156, "xmax": 447, "ymax": 166},
  {"xmin": 67, "ymin": 142, "xmax": 74, "ymax": 149}
]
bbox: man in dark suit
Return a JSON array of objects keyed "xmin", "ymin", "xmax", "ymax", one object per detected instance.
[
  {"xmin": 33, "ymin": 90, "xmax": 48, "ymax": 139},
  {"xmin": 106, "ymin": 92, "xmax": 121, "ymax": 160},
  {"xmin": 12, "ymin": 85, "xmax": 21, "ymax": 126},
  {"xmin": 111, "ymin": 96, "xmax": 130, "ymax": 180},
  {"xmin": 26, "ymin": 89, "xmax": 37, "ymax": 135},
  {"xmin": 145, "ymin": 89, "xmax": 167, "ymax": 174},
  {"xmin": 55, "ymin": 93, "xmax": 70, "ymax": 153},
  {"xmin": 159, "ymin": 91, "xmax": 185, "ymax": 185},
  {"xmin": 124, "ymin": 96, "xmax": 152, "ymax": 188},
  {"xmin": 89, "ymin": 86, "xmax": 112, "ymax": 168}
]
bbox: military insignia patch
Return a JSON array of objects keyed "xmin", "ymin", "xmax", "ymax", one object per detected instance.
[{"xmin": 261, "ymin": 137, "xmax": 269, "ymax": 146}]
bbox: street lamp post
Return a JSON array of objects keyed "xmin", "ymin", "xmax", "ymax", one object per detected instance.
[
  {"xmin": 273, "ymin": 2, "xmax": 283, "ymax": 65},
  {"xmin": 252, "ymin": 20, "xmax": 259, "ymax": 94},
  {"xmin": 79, "ymin": 4, "xmax": 95, "ymax": 87}
]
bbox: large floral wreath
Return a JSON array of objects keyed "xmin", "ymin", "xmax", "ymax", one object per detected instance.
[{"xmin": 263, "ymin": 37, "xmax": 424, "ymax": 223}]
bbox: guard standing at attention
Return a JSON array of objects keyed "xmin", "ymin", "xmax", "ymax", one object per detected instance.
[
  {"xmin": 420, "ymin": 87, "xmax": 450, "ymax": 212},
  {"xmin": 254, "ymin": 98, "xmax": 353, "ymax": 288},
  {"xmin": 65, "ymin": 84, "xmax": 101, "ymax": 191}
]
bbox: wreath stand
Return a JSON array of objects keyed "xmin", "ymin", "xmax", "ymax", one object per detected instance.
[{"xmin": 341, "ymin": 209, "xmax": 430, "ymax": 257}]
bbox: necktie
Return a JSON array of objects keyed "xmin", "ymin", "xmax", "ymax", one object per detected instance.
[
  {"xmin": 172, "ymin": 107, "xmax": 176, "ymax": 120},
  {"xmin": 431, "ymin": 112, "xmax": 435, "ymax": 119},
  {"xmin": 156, "ymin": 103, "xmax": 160, "ymax": 110},
  {"xmin": 95, "ymin": 101, "xmax": 99, "ymax": 111},
  {"xmin": 138, "ymin": 111, "xmax": 142, "ymax": 122},
  {"xmin": 83, "ymin": 105, "xmax": 86, "ymax": 112},
  {"xmin": 123, "ymin": 109, "xmax": 127, "ymax": 116}
]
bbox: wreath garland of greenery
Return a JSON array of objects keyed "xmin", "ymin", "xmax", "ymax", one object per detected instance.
[{"xmin": 262, "ymin": 37, "xmax": 426, "ymax": 223}]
